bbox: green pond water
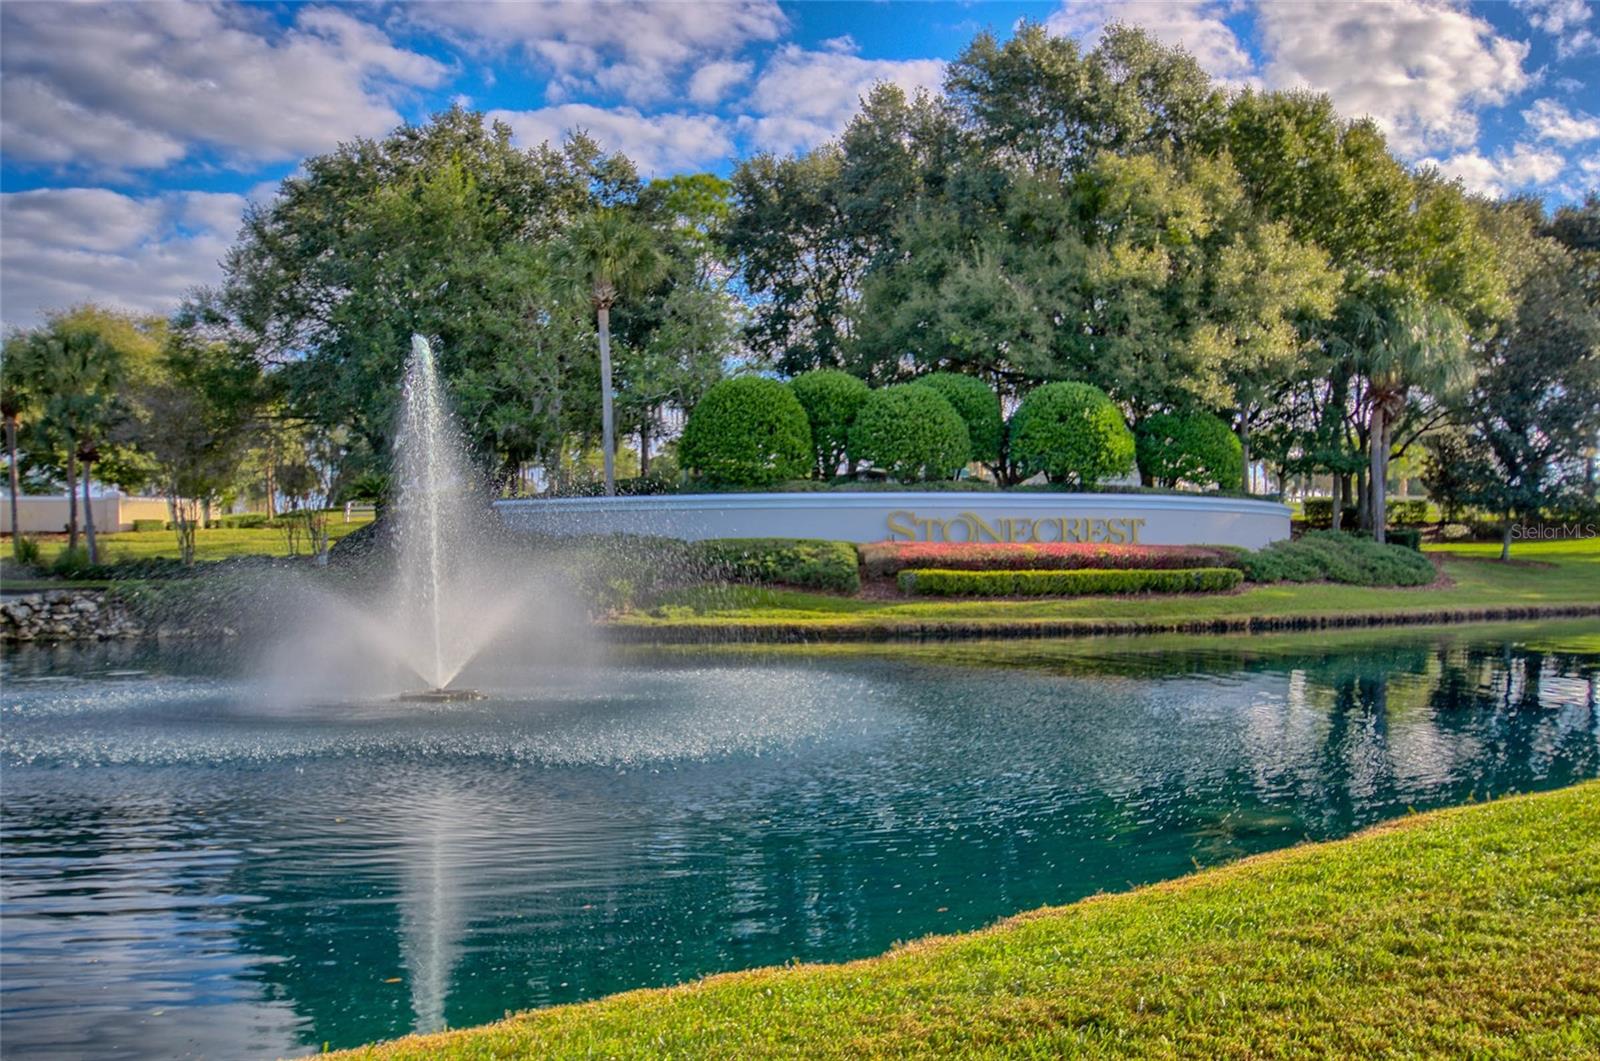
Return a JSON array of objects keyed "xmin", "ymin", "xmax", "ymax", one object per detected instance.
[{"xmin": 1, "ymin": 622, "xmax": 1597, "ymax": 1058}]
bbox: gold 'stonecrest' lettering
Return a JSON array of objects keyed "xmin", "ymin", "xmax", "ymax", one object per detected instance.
[{"xmin": 884, "ymin": 511, "xmax": 1145, "ymax": 542}]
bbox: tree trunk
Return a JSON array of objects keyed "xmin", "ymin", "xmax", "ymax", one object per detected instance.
[
  {"xmin": 1500, "ymin": 519, "xmax": 1514, "ymax": 562},
  {"xmin": 1332, "ymin": 474, "xmax": 1345, "ymax": 532},
  {"xmin": 66, "ymin": 451, "xmax": 79, "ymax": 550},
  {"xmin": 639, "ymin": 415, "xmax": 651, "ymax": 478},
  {"xmin": 81, "ymin": 461, "xmax": 98, "ymax": 564},
  {"xmin": 1369, "ymin": 401, "xmax": 1387, "ymax": 544},
  {"xmin": 5, "ymin": 415, "xmax": 20, "ymax": 557},
  {"xmin": 1238, "ymin": 419, "xmax": 1252, "ymax": 495},
  {"xmin": 264, "ymin": 438, "xmax": 277, "ymax": 519},
  {"xmin": 597, "ymin": 304, "xmax": 617, "ymax": 498},
  {"xmin": 1355, "ymin": 466, "xmax": 1368, "ymax": 532}
]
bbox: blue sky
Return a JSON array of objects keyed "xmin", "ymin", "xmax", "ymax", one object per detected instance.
[{"xmin": 2, "ymin": 1, "xmax": 1597, "ymax": 327}]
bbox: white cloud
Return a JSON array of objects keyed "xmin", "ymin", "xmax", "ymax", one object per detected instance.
[
  {"xmin": 1422, "ymin": 142, "xmax": 1568, "ymax": 197},
  {"xmin": 687, "ymin": 60, "xmax": 755, "ymax": 106},
  {"xmin": 488, "ymin": 105, "xmax": 736, "ymax": 175},
  {"xmin": 1046, "ymin": 1, "xmax": 1259, "ymax": 88},
  {"xmin": 1, "ymin": 189, "xmax": 246, "ymax": 327},
  {"xmin": 1514, "ymin": 0, "xmax": 1592, "ymax": 34},
  {"xmin": 0, "ymin": 1, "xmax": 448, "ymax": 174},
  {"xmin": 1524, "ymin": 99, "xmax": 1600, "ymax": 145},
  {"xmin": 742, "ymin": 44, "xmax": 946, "ymax": 154},
  {"xmin": 409, "ymin": 1, "xmax": 786, "ymax": 105},
  {"xmin": 1257, "ymin": 1, "xmax": 1532, "ymax": 157},
  {"xmin": 1513, "ymin": 0, "xmax": 1600, "ymax": 56}
]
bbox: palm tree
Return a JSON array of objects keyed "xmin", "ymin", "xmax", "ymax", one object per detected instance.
[
  {"xmin": 1344, "ymin": 300, "xmax": 1470, "ymax": 543},
  {"xmin": 1, "ymin": 339, "xmax": 34, "ymax": 557},
  {"xmin": 551, "ymin": 209, "xmax": 667, "ymax": 496},
  {"xmin": 28, "ymin": 326, "xmax": 119, "ymax": 561}
]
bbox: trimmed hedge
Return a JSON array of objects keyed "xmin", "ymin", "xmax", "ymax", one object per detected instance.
[
  {"xmin": 1240, "ymin": 530, "xmax": 1435, "ymax": 586},
  {"xmin": 848, "ymin": 384, "xmax": 970, "ymax": 482},
  {"xmin": 692, "ymin": 538, "xmax": 860, "ymax": 593},
  {"xmin": 789, "ymin": 370, "xmax": 870, "ymax": 478},
  {"xmin": 130, "ymin": 519, "xmax": 166, "ymax": 532},
  {"xmin": 219, "ymin": 513, "xmax": 271, "ymax": 529},
  {"xmin": 1301, "ymin": 498, "xmax": 1428, "ymax": 530},
  {"xmin": 1135, "ymin": 411, "xmax": 1242, "ymax": 490},
  {"xmin": 915, "ymin": 373, "xmax": 1003, "ymax": 465},
  {"xmin": 859, "ymin": 541, "xmax": 1239, "ymax": 577},
  {"xmin": 679, "ymin": 377, "xmax": 813, "ymax": 487},
  {"xmin": 1008, "ymin": 382, "xmax": 1135, "ymax": 487},
  {"xmin": 897, "ymin": 567, "xmax": 1244, "ymax": 597}
]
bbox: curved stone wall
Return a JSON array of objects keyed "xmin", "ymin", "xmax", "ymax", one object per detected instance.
[{"xmin": 495, "ymin": 492, "xmax": 1291, "ymax": 550}]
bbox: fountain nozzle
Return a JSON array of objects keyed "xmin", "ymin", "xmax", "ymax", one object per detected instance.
[{"xmin": 397, "ymin": 688, "xmax": 487, "ymax": 703}]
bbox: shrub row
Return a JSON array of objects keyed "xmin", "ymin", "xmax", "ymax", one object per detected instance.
[
  {"xmin": 683, "ymin": 374, "xmax": 1159, "ymax": 490},
  {"xmin": 692, "ymin": 538, "xmax": 861, "ymax": 593},
  {"xmin": 130, "ymin": 519, "xmax": 166, "ymax": 532},
  {"xmin": 897, "ymin": 567, "xmax": 1244, "ymax": 597},
  {"xmin": 859, "ymin": 541, "xmax": 1238, "ymax": 578},
  {"xmin": 1239, "ymin": 530, "xmax": 1435, "ymax": 586},
  {"xmin": 1302, "ymin": 498, "xmax": 1430, "ymax": 529}
]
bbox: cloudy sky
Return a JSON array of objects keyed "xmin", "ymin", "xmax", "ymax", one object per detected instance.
[{"xmin": 3, "ymin": 0, "xmax": 1598, "ymax": 328}]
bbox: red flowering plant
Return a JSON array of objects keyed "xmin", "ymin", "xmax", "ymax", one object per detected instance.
[{"xmin": 858, "ymin": 541, "xmax": 1241, "ymax": 578}]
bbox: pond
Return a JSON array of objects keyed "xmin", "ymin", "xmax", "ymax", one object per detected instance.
[{"xmin": 2, "ymin": 623, "xmax": 1597, "ymax": 1058}]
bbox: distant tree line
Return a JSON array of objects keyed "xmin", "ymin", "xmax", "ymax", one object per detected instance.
[{"xmin": 3, "ymin": 23, "xmax": 1596, "ymax": 562}]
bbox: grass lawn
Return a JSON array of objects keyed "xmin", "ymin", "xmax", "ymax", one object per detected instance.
[
  {"xmin": 18, "ymin": 511, "xmax": 373, "ymax": 566},
  {"xmin": 618, "ymin": 538, "xmax": 1600, "ymax": 635},
  {"xmin": 337, "ymin": 781, "xmax": 1600, "ymax": 1059},
  {"xmin": 632, "ymin": 617, "xmax": 1600, "ymax": 674}
]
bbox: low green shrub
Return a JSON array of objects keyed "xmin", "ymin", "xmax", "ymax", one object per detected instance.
[
  {"xmin": 789, "ymin": 369, "xmax": 870, "ymax": 478},
  {"xmin": 694, "ymin": 538, "xmax": 860, "ymax": 593},
  {"xmin": 13, "ymin": 536, "xmax": 42, "ymax": 565},
  {"xmin": 915, "ymin": 373, "xmax": 1004, "ymax": 466},
  {"xmin": 897, "ymin": 567, "xmax": 1244, "ymax": 597},
  {"xmin": 1301, "ymin": 498, "xmax": 1425, "ymax": 530},
  {"xmin": 1389, "ymin": 499, "xmax": 1430, "ymax": 526},
  {"xmin": 1008, "ymin": 382, "xmax": 1135, "ymax": 487},
  {"xmin": 219, "ymin": 513, "xmax": 271, "ymax": 529},
  {"xmin": 1240, "ymin": 530, "xmax": 1435, "ymax": 586},
  {"xmin": 50, "ymin": 546, "xmax": 93, "ymax": 577},
  {"xmin": 130, "ymin": 519, "xmax": 166, "ymax": 533},
  {"xmin": 1300, "ymin": 499, "xmax": 1362, "ymax": 529},
  {"xmin": 859, "ymin": 541, "xmax": 1239, "ymax": 577},
  {"xmin": 1135, "ymin": 411, "xmax": 1242, "ymax": 490},
  {"xmin": 679, "ymin": 377, "xmax": 813, "ymax": 487},
  {"xmin": 849, "ymin": 384, "xmax": 971, "ymax": 482},
  {"xmin": 1387, "ymin": 528, "xmax": 1423, "ymax": 551}
]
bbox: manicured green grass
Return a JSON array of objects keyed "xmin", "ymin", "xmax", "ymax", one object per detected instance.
[
  {"xmin": 337, "ymin": 782, "xmax": 1600, "ymax": 1059},
  {"xmin": 623, "ymin": 538, "xmax": 1600, "ymax": 633},
  {"xmin": 636, "ymin": 618, "xmax": 1600, "ymax": 674},
  {"xmin": 22, "ymin": 511, "xmax": 373, "ymax": 565}
]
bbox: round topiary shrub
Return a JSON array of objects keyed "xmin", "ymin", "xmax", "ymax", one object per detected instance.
[
  {"xmin": 789, "ymin": 369, "xmax": 870, "ymax": 477},
  {"xmin": 1135, "ymin": 411, "xmax": 1243, "ymax": 489},
  {"xmin": 1008, "ymin": 382, "xmax": 1135, "ymax": 487},
  {"xmin": 678, "ymin": 377, "xmax": 812, "ymax": 487},
  {"xmin": 848, "ymin": 384, "xmax": 971, "ymax": 482},
  {"xmin": 914, "ymin": 373, "xmax": 1004, "ymax": 466}
]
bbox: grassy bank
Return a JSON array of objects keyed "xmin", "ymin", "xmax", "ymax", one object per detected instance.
[
  {"xmin": 613, "ymin": 538, "xmax": 1600, "ymax": 640},
  {"xmin": 338, "ymin": 782, "xmax": 1600, "ymax": 1059},
  {"xmin": 632, "ymin": 617, "xmax": 1600, "ymax": 674},
  {"xmin": 17, "ymin": 511, "xmax": 372, "ymax": 567}
]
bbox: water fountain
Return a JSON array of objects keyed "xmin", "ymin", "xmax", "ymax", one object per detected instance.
[
  {"xmin": 262, "ymin": 334, "xmax": 548, "ymax": 704},
  {"xmin": 391, "ymin": 335, "xmax": 489, "ymax": 701}
]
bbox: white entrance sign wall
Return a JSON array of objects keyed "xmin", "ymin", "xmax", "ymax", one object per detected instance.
[{"xmin": 495, "ymin": 493, "xmax": 1290, "ymax": 549}]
